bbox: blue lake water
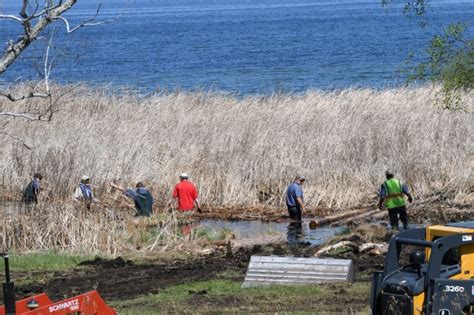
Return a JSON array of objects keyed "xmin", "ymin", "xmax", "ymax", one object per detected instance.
[{"xmin": 0, "ymin": 0, "xmax": 473, "ymax": 94}]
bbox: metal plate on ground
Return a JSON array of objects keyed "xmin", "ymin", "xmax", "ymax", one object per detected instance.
[{"xmin": 243, "ymin": 255, "xmax": 354, "ymax": 287}]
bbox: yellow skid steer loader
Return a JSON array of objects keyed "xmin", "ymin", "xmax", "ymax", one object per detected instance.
[{"xmin": 371, "ymin": 222, "xmax": 474, "ymax": 314}]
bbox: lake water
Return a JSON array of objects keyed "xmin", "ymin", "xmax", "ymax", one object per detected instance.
[{"xmin": 0, "ymin": 0, "xmax": 473, "ymax": 94}]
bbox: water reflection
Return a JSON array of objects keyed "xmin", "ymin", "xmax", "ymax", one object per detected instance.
[
  {"xmin": 199, "ymin": 219, "xmax": 343, "ymax": 246},
  {"xmin": 181, "ymin": 222, "xmax": 198, "ymax": 237},
  {"xmin": 287, "ymin": 221, "xmax": 305, "ymax": 246},
  {"xmin": 0, "ymin": 202, "xmax": 343, "ymax": 246}
]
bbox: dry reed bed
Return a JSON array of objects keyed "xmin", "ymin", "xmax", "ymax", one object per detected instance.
[
  {"xmin": 0, "ymin": 203, "xmax": 189, "ymax": 254},
  {"xmin": 1, "ymin": 84, "xmax": 473, "ymax": 210},
  {"xmin": 0, "ymin": 84, "xmax": 473, "ymax": 254}
]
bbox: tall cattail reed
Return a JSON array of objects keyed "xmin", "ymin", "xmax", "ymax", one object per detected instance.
[
  {"xmin": 0, "ymin": 84, "xmax": 472, "ymax": 210},
  {"xmin": 0, "ymin": 202, "xmax": 186, "ymax": 254}
]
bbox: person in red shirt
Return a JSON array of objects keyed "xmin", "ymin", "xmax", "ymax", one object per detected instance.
[{"xmin": 172, "ymin": 173, "xmax": 201, "ymax": 213}]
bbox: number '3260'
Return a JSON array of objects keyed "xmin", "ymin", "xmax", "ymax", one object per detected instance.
[{"xmin": 444, "ymin": 285, "xmax": 464, "ymax": 293}]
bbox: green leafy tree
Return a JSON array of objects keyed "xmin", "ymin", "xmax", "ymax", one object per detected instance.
[{"xmin": 384, "ymin": 0, "xmax": 473, "ymax": 110}]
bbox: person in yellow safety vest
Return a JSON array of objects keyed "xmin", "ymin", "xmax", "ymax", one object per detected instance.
[{"xmin": 378, "ymin": 171, "xmax": 413, "ymax": 230}]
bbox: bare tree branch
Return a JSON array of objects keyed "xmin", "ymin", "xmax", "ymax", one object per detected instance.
[
  {"xmin": 0, "ymin": 14, "xmax": 23, "ymax": 23},
  {"xmin": 20, "ymin": 0, "xmax": 29, "ymax": 19},
  {"xmin": 0, "ymin": 112, "xmax": 39, "ymax": 121},
  {"xmin": 0, "ymin": 0, "xmax": 78, "ymax": 74},
  {"xmin": 0, "ymin": 91, "xmax": 50, "ymax": 101},
  {"xmin": 53, "ymin": 16, "xmax": 110, "ymax": 33},
  {"xmin": 0, "ymin": 131, "xmax": 35, "ymax": 150},
  {"xmin": 53, "ymin": 5, "xmax": 116, "ymax": 33},
  {"xmin": 0, "ymin": 1, "xmax": 114, "ymax": 76},
  {"xmin": 0, "ymin": 1, "xmax": 113, "ymax": 125}
]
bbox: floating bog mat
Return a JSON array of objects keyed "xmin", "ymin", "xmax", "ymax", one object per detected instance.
[{"xmin": 243, "ymin": 256, "xmax": 354, "ymax": 287}]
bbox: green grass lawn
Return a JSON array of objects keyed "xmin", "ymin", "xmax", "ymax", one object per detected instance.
[
  {"xmin": 0, "ymin": 252, "xmax": 94, "ymax": 271},
  {"xmin": 0, "ymin": 252, "xmax": 96, "ymax": 291},
  {"xmin": 112, "ymin": 279, "xmax": 371, "ymax": 314}
]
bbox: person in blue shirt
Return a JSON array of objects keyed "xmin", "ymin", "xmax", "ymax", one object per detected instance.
[
  {"xmin": 285, "ymin": 176, "xmax": 306, "ymax": 221},
  {"xmin": 73, "ymin": 175, "xmax": 95, "ymax": 209},
  {"xmin": 22, "ymin": 173, "xmax": 42, "ymax": 205},
  {"xmin": 110, "ymin": 182, "xmax": 154, "ymax": 217}
]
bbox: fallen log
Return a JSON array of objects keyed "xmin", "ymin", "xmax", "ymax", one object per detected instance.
[
  {"xmin": 359, "ymin": 242, "xmax": 387, "ymax": 254},
  {"xmin": 372, "ymin": 211, "xmax": 387, "ymax": 220},
  {"xmin": 314, "ymin": 241, "xmax": 359, "ymax": 256},
  {"xmin": 311, "ymin": 207, "xmax": 371, "ymax": 227},
  {"xmin": 330, "ymin": 209, "xmax": 381, "ymax": 227}
]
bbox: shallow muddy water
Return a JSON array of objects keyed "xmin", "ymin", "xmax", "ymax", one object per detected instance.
[
  {"xmin": 0, "ymin": 201, "xmax": 343, "ymax": 245},
  {"xmin": 199, "ymin": 219, "xmax": 344, "ymax": 246}
]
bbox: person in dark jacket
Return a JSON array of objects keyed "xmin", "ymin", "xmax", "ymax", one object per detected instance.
[
  {"xmin": 73, "ymin": 175, "xmax": 95, "ymax": 210},
  {"xmin": 22, "ymin": 173, "xmax": 43, "ymax": 205},
  {"xmin": 110, "ymin": 182, "xmax": 153, "ymax": 217}
]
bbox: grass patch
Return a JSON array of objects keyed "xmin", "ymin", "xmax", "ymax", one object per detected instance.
[
  {"xmin": 193, "ymin": 227, "xmax": 219, "ymax": 241},
  {"xmin": 0, "ymin": 252, "xmax": 95, "ymax": 271},
  {"xmin": 112, "ymin": 279, "xmax": 371, "ymax": 314}
]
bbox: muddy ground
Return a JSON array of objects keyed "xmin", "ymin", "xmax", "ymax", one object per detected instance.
[
  {"xmin": 3, "ymin": 241, "xmax": 383, "ymax": 313},
  {"xmin": 2, "ymin": 199, "xmax": 473, "ymax": 313}
]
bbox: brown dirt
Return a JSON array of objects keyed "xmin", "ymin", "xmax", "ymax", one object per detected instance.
[
  {"xmin": 0, "ymin": 244, "xmax": 288, "ymax": 304},
  {"xmin": 12, "ymin": 254, "xmax": 246, "ymax": 302},
  {"xmin": 1, "ymin": 199, "xmax": 471, "ymax": 312},
  {"xmin": 3, "ymin": 242, "xmax": 380, "ymax": 305}
]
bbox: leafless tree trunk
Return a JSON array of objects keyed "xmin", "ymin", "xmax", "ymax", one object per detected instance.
[
  {"xmin": 1, "ymin": 0, "xmax": 75, "ymax": 74},
  {"xmin": 0, "ymin": 0, "xmax": 109, "ymax": 121}
]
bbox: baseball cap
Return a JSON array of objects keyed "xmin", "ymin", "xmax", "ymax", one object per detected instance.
[
  {"xmin": 82, "ymin": 175, "xmax": 90, "ymax": 181},
  {"xmin": 180, "ymin": 173, "xmax": 188, "ymax": 179}
]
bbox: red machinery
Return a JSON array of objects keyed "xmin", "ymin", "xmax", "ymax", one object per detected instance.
[{"xmin": 0, "ymin": 253, "xmax": 117, "ymax": 314}]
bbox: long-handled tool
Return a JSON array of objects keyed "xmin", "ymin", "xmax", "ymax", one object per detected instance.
[{"xmin": 1, "ymin": 253, "xmax": 15, "ymax": 315}]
